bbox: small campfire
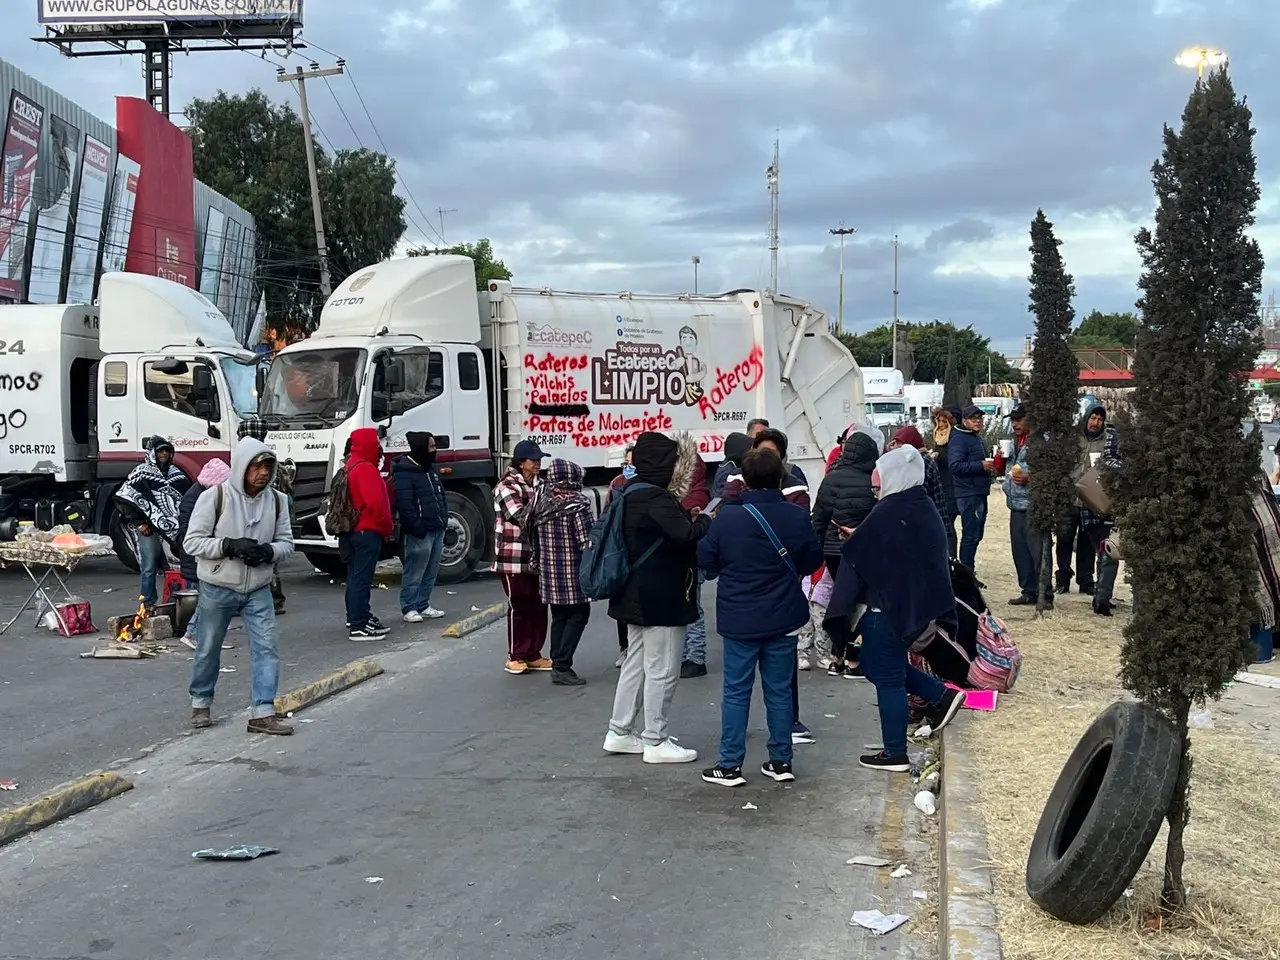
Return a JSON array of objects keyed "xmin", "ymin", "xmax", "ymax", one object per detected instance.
[{"xmin": 116, "ymin": 597, "xmax": 148, "ymax": 643}]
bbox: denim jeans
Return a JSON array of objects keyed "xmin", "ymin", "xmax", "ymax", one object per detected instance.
[
  {"xmin": 718, "ymin": 635, "xmax": 795, "ymax": 769},
  {"xmin": 182, "ymin": 578, "xmax": 202, "ymax": 640},
  {"xmin": 858, "ymin": 610, "xmax": 947, "ymax": 757},
  {"xmin": 344, "ymin": 531, "xmax": 382, "ymax": 628},
  {"xmin": 400, "ymin": 529, "xmax": 446, "ymax": 614},
  {"xmin": 137, "ymin": 531, "xmax": 165, "ymax": 607},
  {"xmin": 956, "ymin": 496, "xmax": 988, "ymax": 570},
  {"xmin": 683, "ymin": 570, "xmax": 707, "ymax": 664},
  {"xmin": 189, "ymin": 583, "xmax": 280, "ymax": 719},
  {"xmin": 1009, "ymin": 509, "xmax": 1051, "ymax": 602}
]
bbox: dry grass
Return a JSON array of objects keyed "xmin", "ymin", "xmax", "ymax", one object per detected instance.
[{"xmin": 960, "ymin": 497, "xmax": 1280, "ymax": 960}]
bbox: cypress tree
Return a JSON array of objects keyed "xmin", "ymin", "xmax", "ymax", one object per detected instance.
[
  {"xmin": 942, "ymin": 334, "xmax": 961, "ymax": 407},
  {"xmin": 1025, "ymin": 211, "xmax": 1080, "ymax": 613},
  {"xmin": 1110, "ymin": 67, "xmax": 1264, "ymax": 910}
]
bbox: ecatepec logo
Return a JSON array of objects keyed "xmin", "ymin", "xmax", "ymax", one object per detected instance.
[
  {"xmin": 349, "ymin": 272, "xmax": 375, "ymax": 292},
  {"xmin": 526, "ymin": 324, "xmax": 592, "ymax": 347}
]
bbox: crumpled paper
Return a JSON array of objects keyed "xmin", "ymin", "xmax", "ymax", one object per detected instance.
[
  {"xmin": 191, "ymin": 844, "xmax": 279, "ymax": 860},
  {"xmin": 850, "ymin": 909, "xmax": 910, "ymax": 935}
]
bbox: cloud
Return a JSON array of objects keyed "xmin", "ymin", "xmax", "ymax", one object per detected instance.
[{"xmin": 4, "ymin": 0, "xmax": 1279, "ymax": 352}]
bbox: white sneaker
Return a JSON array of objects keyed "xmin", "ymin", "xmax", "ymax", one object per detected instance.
[
  {"xmin": 603, "ymin": 731, "xmax": 644, "ymax": 755},
  {"xmin": 422, "ymin": 606, "xmax": 446, "ymax": 619},
  {"xmin": 798, "ymin": 656, "xmax": 811, "ymax": 671},
  {"xmin": 615, "ymin": 651, "xmax": 627, "ymax": 668},
  {"xmin": 402, "ymin": 610, "xmax": 424, "ymax": 623},
  {"xmin": 817, "ymin": 656, "xmax": 832, "ymax": 669},
  {"xmin": 643, "ymin": 738, "xmax": 697, "ymax": 764}
]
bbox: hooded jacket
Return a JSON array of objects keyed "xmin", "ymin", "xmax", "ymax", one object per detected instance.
[
  {"xmin": 183, "ymin": 438, "xmax": 294, "ymax": 593},
  {"xmin": 531, "ymin": 458, "xmax": 593, "ymax": 606},
  {"xmin": 392, "ymin": 432, "xmax": 449, "ymax": 539},
  {"xmin": 711, "ymin": 432, "xmax": 752, "ymax": 498},
  {"xmin": 608, "ymin": 431, "xmax": 712, "ymax": 627},
  {"xmin": 891, "ymin": 425, "xmax": 947, "ymax": 518},
  {"xmin": 115, "ymin": 438, "xmax": 190, "ymax": 541},
  {"xmin": 347, "ymin": 428, "xmax": 394, "ymax": 537},
  {"xmin": 1074, "ymin": 405, "xmax": 1108, "ymax": 484},
  {"xmin": 811, "ymin": 432, "xmax": 880, "ymax": 555},
  {"xmin": 176, "ymin": 458, "xmax": 231, "ymax": 582},
  {"xmin": 948, "ymin": 424, "xmax": 990, "ymax": 500}
]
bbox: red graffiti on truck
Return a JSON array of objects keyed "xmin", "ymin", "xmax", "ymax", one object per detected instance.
[{"xmin": 696, "ymin": 343, "xmax": 766, "ymax": 420}]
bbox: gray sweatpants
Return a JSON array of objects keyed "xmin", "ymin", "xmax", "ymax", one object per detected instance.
[{"xmin": 609, "ymin": 624, "xmax": 684, "ymax": 746}]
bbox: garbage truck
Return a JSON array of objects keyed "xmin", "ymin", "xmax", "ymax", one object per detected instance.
[
  {"xmin": 257, "ymin": 254, "xmax": 864, "ymax": 582},
  {"xmin": 0, "ymin": 272, "xmax": 263, "ymax": 568}
]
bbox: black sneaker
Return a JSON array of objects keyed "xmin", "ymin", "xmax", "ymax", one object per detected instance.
[
  {"xmin": 1093, "ymin": 604, "xmax": 1113, "ymax": 617},
  {"xmin": 701, "ymin": 765, "xmax": 746, "ymax": 787},
  {"xmin": 791, "ymin": 721, "xmax": 816, "ymax": 745},
  {"xmin": 926, "ymin": 688, "xmax": 967, "ymax": 733},
  {"xmin": 348, "ymin": 625, "xmax": 386, "ymax": 641},
  {"xmin": 1008, "ymin": 596, "xmax": 1035, "ymax": 606},
  {"xmin": 827, "ymin": 661, "xmax": 845, "ymax": 677},
  {"xmin": 844, "ymin": 663, "xmax": 866, "ymax": 680},
  {"xmin": 680, "ymin": 660, "xmax": 707, "ymax": 679},
  {"xmin": 551, "ymin": 668, "xmax": 586, "ymax": 686},
  {"xmin": 761, "ymin": 761, "xmax": 795, "ymax": 782},
  {"xmin": 859, "ymin": 752, "xmax": 912, "ymax": 772},
  {"xmin": 1054, "ymin": 583, "xmax": 1071, "ymax": 595},
  {"xmin": 1079, "ymin": 583, "xmax": 1096, "ymax": 596}
]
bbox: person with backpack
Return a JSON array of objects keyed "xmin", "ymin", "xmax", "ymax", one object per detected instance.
[
  {"xmin": 237, "ymin": 416, "xmax": 293, "ymax": 615},
  {"xmin": 338, "ymin": 428, "xmax": 395, "ymax": 640},
  {"xmin": 493, "ymin": 439, "xmax": 551, "ymax": 675},
  {"xmin": 826, "ymin": 445, "xmax": 967, "ymax": 772},
  {"xmin": 602, "ymin": 431, "xmax": 711, "ymax": 764},
  {"xmin": 698, "ymin": 448, "xmax": 824, "ymax": 786},
  {"xmin": 175, "ymin": 457, "xmax": 231, "ymax": 650},
  {"xmin": 183, "ymin": 437, "xmax": 295, "ymax": 735},
  {"xmin": 605, "ymin": 445, "xmax": 636, "ymax": 666},
  {"xmin": 393, "ymin": 431, "xmax": 449, "ymax": 623},
  {"xmin": 527, "ymin": 458, "xmax": 593, "ymax": 685}
]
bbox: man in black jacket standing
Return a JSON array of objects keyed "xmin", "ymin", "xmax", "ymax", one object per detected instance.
[{"xmin": 604, "ymin": 432, "xmax": 712, "ymax": 764}]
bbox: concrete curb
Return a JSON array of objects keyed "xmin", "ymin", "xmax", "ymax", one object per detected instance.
[
  {"xmin": 939, "ymin": 729, "xmax": 1004, "ymax": 960},
  {"xmin": 441, "ymin": 602, "xmax": 506, "ymax": 639},
  {"xmin": 0, "ymin": 772, "xmax": 133, "ymax": 847},
  {"xmin": 273, "ymin": 658, "xmax": 384, "ymax": 717}
]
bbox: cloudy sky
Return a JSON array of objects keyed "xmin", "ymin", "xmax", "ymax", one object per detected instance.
[{"xmin": 5, "ymin": 0, "xmax": 1280, "ymax": 353}]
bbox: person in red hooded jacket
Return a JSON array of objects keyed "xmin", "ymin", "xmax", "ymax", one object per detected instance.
[{"xmin": 345, "ymin": 428, "xmax": 395, "ymax": 640}]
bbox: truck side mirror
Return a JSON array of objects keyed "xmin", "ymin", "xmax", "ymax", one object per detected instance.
[
  {"xmin": 192, "ymin": 364, "xmax": 216, "ymax": 421},
  {"xmin": 384, "ymin": 358, "xmax": 406, "ymax": 394},
  {"xmin": 255, "ymin": 363, "xmax": 267, "ymax": 400}
]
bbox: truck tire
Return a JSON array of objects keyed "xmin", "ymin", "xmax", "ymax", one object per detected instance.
[
  {"xmin": 108, "ymin": 505, "xmax": 140, "ymax": 573},
  {"xmin": 302, "ymin": 550, "xmax": 347, "ymax": 579},
  {"xmin": 437, "ymin": 490, "xmax": 486, "ymax": 585},
  {"xmin": 1025, "ymin": 700, "xmax": 1182, "ymax": 924}
]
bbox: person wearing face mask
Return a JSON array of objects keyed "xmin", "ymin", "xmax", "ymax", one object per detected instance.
[
  {"xmin": 115, "ymin": 436, "xmax": 190, "ymax": 611},
  {"xmin": 393, "ymin": 431, "xmax": 450, "ymax": 623},
  {"xmin": 182, "ymin": 437, "xmax": 295, "ymax": 736}
]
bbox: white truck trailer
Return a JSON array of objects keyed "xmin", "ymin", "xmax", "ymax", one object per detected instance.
[
  {"xmin": 257, "ymin": 254, "xmax": 864, "ymax": 582},
  {"xmin": 0, "ymin": 272, "xmax": 262, "ymax": 568}
]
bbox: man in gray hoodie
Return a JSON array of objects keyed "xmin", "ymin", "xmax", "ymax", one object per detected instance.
[{"xmin": 183, "ymin": 437, "xmax": 295, "ymax": 735}]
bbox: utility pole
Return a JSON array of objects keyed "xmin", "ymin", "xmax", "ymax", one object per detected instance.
[
  {"xmin": 691, "ymin": 255, "xmax": 700, "ymax": 294},
  {"xmin": 829, "ymin": 222, "xmax": 856, "ymax": 334},
  {"xmin": 278, "ymin": 62, "xmax": 344, "ymax": 297},
  {"xmin": 766, "ymin": 137, "xmax": 779, "ymax": 295},
  {"xmin": 891, "ymin": 234, "xmax": 900, "ymax": 371},
  {"xmin": 436, "ymin": 207, "xmax": 458, "ymax": 245}
]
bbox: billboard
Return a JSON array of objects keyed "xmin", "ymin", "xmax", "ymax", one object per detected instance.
[
  {"xmin": 0, "ymin": 91, "xmax": 46, "ymax": 301},
  {"xmin": 37, "ymin": 1, "xmax": 302, "ymax": 25},
  {"xmin": 27, "ymin": 115, "xmax": 82, "ymax": 303},
  {"xmin": 101, "ymin": 153, "xmax": 140, "ymax": 274},
  {"xmin": 65, "ymin": 134, "xmax": 110, "ymax": 303},
  {"xmin": 198, "ymin": 205, "xmax": 225, "ymax": 299}
]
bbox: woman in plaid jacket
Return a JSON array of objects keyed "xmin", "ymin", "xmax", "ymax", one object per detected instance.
[
  {"xmin": 493, "ymin": 440, "xmax": 550, "ymax": 675},
  {"xmin": 528, "ymin": 458, "xmax": 594, "ymax": 686}
]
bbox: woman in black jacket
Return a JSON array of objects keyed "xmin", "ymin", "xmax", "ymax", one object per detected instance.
[
  {"xmin": 810, "ymin": 430, "xmax": 880, "ymax": 676},
  {"xmin": 605, "ymin": 431, "xmax": 712, "ymax": 765}
]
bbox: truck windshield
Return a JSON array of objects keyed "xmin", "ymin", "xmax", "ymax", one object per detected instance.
[
  {"xmin": 220, "ymin": 358, "xmax": 262, "ymax": 419},
  {"xmin": 867, "ymin": 401, "xmax": 905, "ymax": 414},
  {"xmin": 260, "ymin": 348, "xmax": 367, "ymax": 424}
]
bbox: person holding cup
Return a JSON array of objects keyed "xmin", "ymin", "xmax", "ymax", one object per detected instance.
[
  {"xmin": 947, "ymin": 405, "xmax": 996, "ymax": 571},
  {"xmin": 1055, "ymin": 404, "xmax": 1110, "ymax": 595}
]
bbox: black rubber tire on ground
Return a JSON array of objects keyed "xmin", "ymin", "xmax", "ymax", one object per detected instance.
[
  {"xmin": 1025, "ymin": 699, "xmax": 1183, "ymax": 924},
  {"xmin": 302, "ymin": 550, "xmax": 347, "ymax": 579},
  {"xmin": 436, "ymin": 490, "xmax": 487, "ymax": 585},
  {"xmin": 108, "ymin": 505, "xmax": 140, "ymax": 573}
]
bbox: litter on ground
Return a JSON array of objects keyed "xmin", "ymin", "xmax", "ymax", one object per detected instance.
[
  {"xmin": 741, "ymin": 802, "xmax": 758, "ymax": 810},
  {"xmin": 191, "ymin": 845, "xmax": 278, "ymax": 860},
  {"xmin": 914, "ymin": 791, "xmax": 938, "ymax": 815},
  {"xmin": 850, "ymin": 909, "xmax": 910, "ymax": 935},
  {"xmin": 846, "ymin": 855, "xmax": 892, "ymax": 867},
  {"xmin": 1234, "ymin": 671, "xmax": 1280, "ymax": 690},
  {"xmin": 890, "ymin": 864, "xmax": 912, "ymax": 879},
  {"xmin": 364, "ymin": 876, "xmax": 384, "ymax": 883},
  {"xmin": 0, "ymin": 779, "xmax": 17, "ymax": 791}
]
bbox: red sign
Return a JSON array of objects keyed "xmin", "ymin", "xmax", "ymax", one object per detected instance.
[
  {"xmin": 115, "ymin": 97, "xmax": 196, "ymax": 288},
  {"xmin": 0, "ymin": 92, "xmax": 46, "ymax": 300}
]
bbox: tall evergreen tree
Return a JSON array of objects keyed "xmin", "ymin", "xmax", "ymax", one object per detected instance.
[
  {"xmin": 1025, "ymin": 210, "xmax": 1080, "ymax": 612},
  {"xmin": 942, "ymin": 334, "xmax": 961, "ymax": 407},
  {"xmin": 1110, "ymin": 68, "xmax": 1264, "ymax": 910}
]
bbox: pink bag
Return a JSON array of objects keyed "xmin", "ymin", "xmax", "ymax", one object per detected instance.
[
  {"xmin": 957, "ymin": 598, "xmax": 1021, "ymax": 692},
  {"xmin": 53, "ymin": 597, "xmax": 96, "ymax": 637}
]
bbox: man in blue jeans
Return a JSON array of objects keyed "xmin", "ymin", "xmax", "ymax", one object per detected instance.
[
  {"xmin": 182, "ymin": 437, "xmax": 295, "ymax": 735},
  {"xmin": 947, "ymin": 405, "xmax": 995, "ymax": 570},
  {"xmin": 697, "ymin": 449, "xmax": 824, "ymax": 786},
  {"xmin": 392, "ymin": 431, "xmax": 449, "ymax": 622},
  {"xmin": 115, "ymin": 436, "xmax": 190, "ymax": 609}
]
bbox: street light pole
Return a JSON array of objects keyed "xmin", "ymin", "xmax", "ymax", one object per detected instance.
[
  {"xmin": 891, "ymin": 234, "xmax": 900, "ymax": 371},
  {"xmin": 829, "ymin": 223, "xmax": 856, "ymax": 334},
  {"xmin": 1175, "ymin": 45, "xmax": 1228, "ymax": 79},
  {"xmin": 692, "ymin": 255, "xmax": 700, "ymax": 295}
]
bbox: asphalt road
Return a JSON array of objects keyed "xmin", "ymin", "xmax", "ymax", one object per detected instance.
[
  {"xmin": 0, "ymin": 552, "xmax": 507, "ymax": 808},
  {"xmin": 0, "ymin": 602, "xmax": 935, "ymax": 960}
]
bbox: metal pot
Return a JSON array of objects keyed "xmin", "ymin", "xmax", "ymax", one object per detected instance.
[{"xmin": 173, "ymin": 591, "xmax": 199, "ymax": 635}]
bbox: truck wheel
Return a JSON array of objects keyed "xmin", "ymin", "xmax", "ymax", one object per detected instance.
[
  {"xmin": 302, "ymin": 550, "xmax": 347, "ymax": 579},
  {"xmin": 437, "ymin": 491, "xmax": 486, "ymax": 584},
  {"xmin": 1025, "ymin": 700, "xmax": 1182, "ymax": 924},
  {"xmin": 108, "ymin": 506, "xmax": 140, "ymax": 573}
]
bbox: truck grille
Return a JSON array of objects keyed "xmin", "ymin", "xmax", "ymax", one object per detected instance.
[{"xmin": 290, "ymin": 461, "xmax": 329, "ymax": 522}]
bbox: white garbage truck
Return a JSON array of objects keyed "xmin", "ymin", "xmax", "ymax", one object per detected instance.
[
  {"xmin": 257, "ymin": 254, "xmax": 864, "ymax": 582},
  {"xmin": 0, "ymin": 272, "xmax": 263, "ymax": 568}
]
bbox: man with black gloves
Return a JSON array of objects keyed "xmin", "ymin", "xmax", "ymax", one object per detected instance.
[
  {"xmin": 236, "ymin": 415, "xmax": 293, "ymax": 614},
  {"xmin": 183, "ymin": 437, "xmax": 295, "ymax": 735}
]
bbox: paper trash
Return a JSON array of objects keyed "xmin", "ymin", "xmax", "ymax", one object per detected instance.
[
  {"xmin": 850, "ymin": 909, "xmax": 910, "ymax": 935},
  {"xmin": 191, "ymin": 845, "xmax": 278, "ymax": 860}
]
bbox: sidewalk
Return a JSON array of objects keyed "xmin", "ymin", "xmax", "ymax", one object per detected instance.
[
  {"xmin": 0, "ymin": 590, "xmax": 940, "ymax": 959},
  {"xmin": 0, "ymin": 553, "xmax": 506, "ymax": 808}
]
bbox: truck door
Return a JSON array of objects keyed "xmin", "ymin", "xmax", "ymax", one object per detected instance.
[
  {"xmin": 371, "ymin": 346, "xmax": 453, "ymax": 455},
  {"xmin": 137, "ymin": 355, "xmax": 224, "ymax": 471}
]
